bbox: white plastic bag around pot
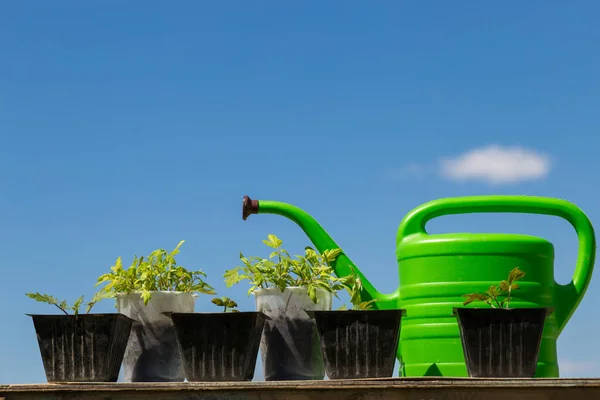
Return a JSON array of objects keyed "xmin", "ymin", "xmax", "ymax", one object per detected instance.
[
  {"xmin": 255, "ymin": 286, "xmax": 332, "ymax": 381},
  {"xmin": 116, "ymin": 291, "xmax": 196, "ymax": 382}
]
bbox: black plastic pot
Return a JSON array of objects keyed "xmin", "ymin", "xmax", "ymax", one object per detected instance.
[
  {"xmin": 308, "ymin": 309, "xmax": 405, "ymax": 379},
  {"xmin": 454, "ymin": 307, "xmax": 553, "ymax": 378},
  {"xmin": 166, "ymin": 312, "xmax": 266, "ymax": 382},
  {"xmin": 28, "ymin": 313, "xmax": 134, "ymax": 383}
]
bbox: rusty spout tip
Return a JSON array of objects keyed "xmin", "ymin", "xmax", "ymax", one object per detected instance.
[{"xmin": 242, "ymin": 195, "xmax": 259, "ymax": 220}]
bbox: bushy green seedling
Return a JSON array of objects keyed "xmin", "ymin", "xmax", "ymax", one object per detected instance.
[
  {"xmin": 96, "ymin": 240, "xmax": 215, "ymax": 305},
  {"xmin": 224, "ymin": 234, "xmax": 346, "ymax": 304}
]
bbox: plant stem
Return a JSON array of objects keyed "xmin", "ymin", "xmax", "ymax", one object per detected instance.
[
  {"xmin": 493, "ymin": 295, "xmax": 502, "ymax": 309},
  {"xmin": 54, "ymin": 304, "xmax": 69, "ymax": 315}
]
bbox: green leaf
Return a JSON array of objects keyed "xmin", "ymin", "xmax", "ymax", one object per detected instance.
[
  {"xmin": 86, "ymin": 291, "xmax": 114, "ymax": 313},
  {"xmin": 226, "ymin": 299, "xmax": 238, "ymax": 308},
  {"xmin": 323, "ymin": 248, "xmax": 342, "ymax": 262},
  {"xmin": 308, "ymin": 286, "xmax": 317, "ymax": 304},
  {"xmin": 268, "ymin": 234, "xmax": 283, "ymax": 247},
  {"xmin": 212, "ymin": 298, "xmax": 224, "ymax": 306},
  {"xmin": 508, "ymin": 267, "xmax": 526, "ymax": 284},
  {"xmin": 171, "ymin": 240, "xmax": 185, "ymax": 257},
  {"xmin": 26, "ymin": 292, "xmax": 59, "ymax": 306},
  {"xmin": 71, "ymin": 295, "xmax": 84, "ymax": 315},
  {"xmin": 263, "ymin": 234, "xmax": 282, "ymax": 249},
  {"xmin": 224, "ymin": 268, "xmax": 241, "ymax": 288},
  {"xmin": 355, "ymin": 299, "xmax": 378, "ymax": 310},
  {"xmin": 486, "ymin": 285, "xmax": 500, "ymax": 297},
  {"xmin": 462, "ymin": 293, "xmax": 488, "ymax": 306},
  {"xmin": 141, "ymin": 290, "xmax": 152, "ymax": 305}
]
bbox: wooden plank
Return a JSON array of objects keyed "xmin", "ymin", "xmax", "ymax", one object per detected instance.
[{"xmin": 1, "ymin": 379, "xmax": 599, "ymax": 400}]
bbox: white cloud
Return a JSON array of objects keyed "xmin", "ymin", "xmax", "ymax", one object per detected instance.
[
  {"xmin": 439, "ymin": 145, "xmax": 551, "ymax": 184},
  {"xmin": 559, "ymin": 360, "xmax": 599, "ymax": 377}
]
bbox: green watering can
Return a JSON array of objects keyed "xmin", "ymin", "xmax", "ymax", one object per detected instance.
[{"xmin": 242, "ymin": 195, "xmax": 596, "ymax": 378}]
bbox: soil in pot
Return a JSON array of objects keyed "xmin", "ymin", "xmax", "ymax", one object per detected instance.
[
  {"xmin": 309, "ymin": 309, "xmax": 405, "ymax": 379},
  {"xmin": 116, "ymin": 291, "xmax": 196, "ymax": 382},
  {"xmin": 255, "ymin": 287, "xmax": 332, "ymax": 381},
  {"xmin": 454, "ymin": 307, "xmax": 553, "ymax": 378},
  {"xmin": 167, "ymin": 312, "xmax": 266, "ymax": 381},
  {"xmin": 29, "ymin": 313, "xmax": 133, "ymax": 383}
]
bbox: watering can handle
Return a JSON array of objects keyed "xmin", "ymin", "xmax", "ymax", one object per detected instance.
[{"xmin": 396, "ymin": 195, "xmax": 596, "ymax": 333}]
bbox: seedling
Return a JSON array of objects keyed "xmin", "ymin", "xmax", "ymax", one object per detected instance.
[
  {"xmin": 224, "ymin": 234, "xmax": 346, "ymax": 303},
  {"xmin": 26, "ymin": 291, "xmax": 114, "ymax": 315},
  {"xmin": 337, "ymin": 265, "xmax": 379, "ymax": 310},
  {"xmin": 95, "ymin": 240, "xmax": 215, "ymax": 305},
  {"xmin": 462, "ymin": 267, "xmax": 526, "ymax": 309},
  {"xmin": 211, "ymin": 296, "xmax": 239, "ymax": 312}
]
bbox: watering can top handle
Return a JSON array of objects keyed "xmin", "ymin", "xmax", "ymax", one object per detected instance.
[
  {"xmin": 396, "ymin": 195, "xmax": 596, "ymax": 332},
  {"xmin": 397, "ymin": 195, "xmax": 594, "ymax": 239}
]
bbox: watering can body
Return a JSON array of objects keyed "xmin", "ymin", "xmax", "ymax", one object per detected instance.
[{"xmin": 242, "ymin": 195, "xmax": 596, "ymax": 378}]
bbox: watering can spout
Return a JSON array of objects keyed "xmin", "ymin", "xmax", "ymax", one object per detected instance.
[
  {"xmin": 242, "ymin": 195, "xmax": 399, "ymax": 309},
  {"xmin": 242, "ymin": 196, "xmax": 259, "ymax": 221}
]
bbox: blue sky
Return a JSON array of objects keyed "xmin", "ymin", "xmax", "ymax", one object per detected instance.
[{"xmin": 1, "ymin": 1, "xmax": 599, "ymax": 383}]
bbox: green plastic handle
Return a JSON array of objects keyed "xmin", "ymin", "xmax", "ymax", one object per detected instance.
[{"xmin": 396, "ymin": 195, "xmax": 596, "ymax": 333}]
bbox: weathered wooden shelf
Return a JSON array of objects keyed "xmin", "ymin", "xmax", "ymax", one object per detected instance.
[{"xmin": 1, "ymin": 378, "xmax": 599, "ymax": 400}]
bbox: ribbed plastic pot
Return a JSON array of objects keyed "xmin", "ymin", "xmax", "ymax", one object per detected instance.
[
  {"xmin": 308, "ymin": 309, "xmax": 405, "ymax": 379},
  {"xmin": 116, "ymin": 291, "xmax": 196, "ymax": 382},
  {"xmin": 166, "ymin": 312, "xmax": 266, "ymax": 382},
  {"xmin": 454, "ymin": 307, "xmax": 553, "ymax": 378},
  {"xmin": 255, "ymin": 287, "xmax": 332, "ymax": 381},
  {"xmin": 29, "ymin": 313, "xmax": 133, "ymax": 383}
]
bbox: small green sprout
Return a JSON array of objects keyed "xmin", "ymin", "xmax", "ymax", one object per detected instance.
[
  {"xmin": 337, "ymin": 265, "xmax": 379, "ymax": 310},
  {"xmin": 26, "ymin": 291, "xmax": 114, "ymax": 315},
  {"xmin": 211, "ymin": 296, "xmax": 239, "ymax": 312},
  {"xmin": 462, "ymin": 267, "xmax": 526, "ymax": 309}
]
